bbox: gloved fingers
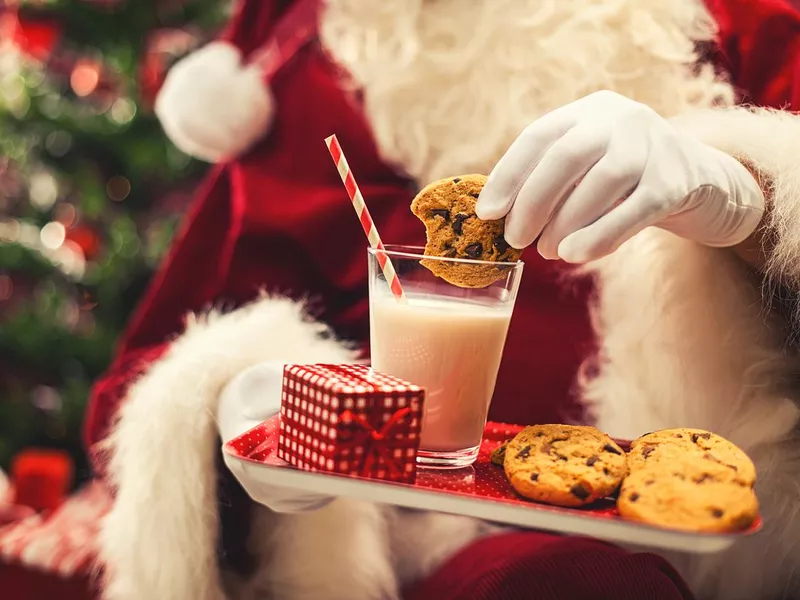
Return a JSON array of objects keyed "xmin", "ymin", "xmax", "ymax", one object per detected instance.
[
  {"xmin": 537, "ymin": 141, "xmax": 646, "ymax": 259},
  {"xmin": 503, "ymin": 125, "xmax": 608, "ymax": 249},
  {"xmin": 234, "ymin": 361, "xmax": 286, "ymax": 422},
  {"xmin": 476, "ymin": 107, "xmax": 576, "ymax": 221},
  {"xmin": 557, "ymin": 185, "xmax": 670, "ymax": 263},
  {"xmin": 216, "ymin": 361, "xmax": 285, "ymax": 444}
]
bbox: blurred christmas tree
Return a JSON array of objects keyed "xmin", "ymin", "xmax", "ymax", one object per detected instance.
[{"xmin": 0, "ymin": 0, "xmax": 229, "ymax": 485}]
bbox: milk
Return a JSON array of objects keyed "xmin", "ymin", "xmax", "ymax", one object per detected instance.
[{"xmin": 370, "ymin": 292, "xmax": 513, "ymax": 453}]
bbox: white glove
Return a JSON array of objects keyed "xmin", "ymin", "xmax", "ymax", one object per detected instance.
[
  {"xmin": 154, "ymin": 41, "xmax": 274, "ymax": 163},
  {"xmin": 216, "ymin": 361, "xmax": 334, "ymax": 513},
  {"xmin": 477, "ymin": 90, "xmax": 765, "ymax": 263}
]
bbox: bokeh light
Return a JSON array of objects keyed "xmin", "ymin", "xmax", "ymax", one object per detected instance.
[
  {"xmin": 40, "ymin": 221, "xmax": 66, "ymax": 249},
  {"xmin": 106, "ymin": 175, "xmax": 131, "ymax": 201},
  {"xmin": 70, "ymin": 60, "xmax": 101, "ymax": 97}
]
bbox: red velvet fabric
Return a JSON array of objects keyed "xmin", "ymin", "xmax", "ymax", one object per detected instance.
[
  {"xmin": 79, "ymin": 0, "xmax": 800, "ymax": 598},
  {"xmin": 707, "ymin": 0, "xmax": 800, "ymax": 110},
  {"xmin": 405, "ymin": 532, "xmax": 694, "ymax": 600},
  {"xmin": 0, "ymin": 564, "xmax": 97, "ymax": 600}
]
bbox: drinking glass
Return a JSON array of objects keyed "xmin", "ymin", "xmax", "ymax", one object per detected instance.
[{"xmin": 368, "ymin": 245, "xmax": 523, "ymax": 468}]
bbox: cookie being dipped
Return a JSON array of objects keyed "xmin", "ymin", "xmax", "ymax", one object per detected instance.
[{"xmin": 410, "ymin": 175, "xmax": 521, "ymax": 288}]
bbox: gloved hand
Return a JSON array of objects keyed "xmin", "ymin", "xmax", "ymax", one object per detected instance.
[
  {"xmin": 154, "ymin": 41, "xmax": 274, "ymax": 163},
  {"xmin": 477, "ymin": 90, "xmax": 765, "ymax": 263},
  {"xmin": 216, "ymin": 361, "xmax": 335, "ymax": 513}
]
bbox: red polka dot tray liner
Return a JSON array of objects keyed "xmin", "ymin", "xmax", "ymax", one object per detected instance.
[{"xmin": 224, "ymin": 416, "xmax": 761, "ymax": 554}]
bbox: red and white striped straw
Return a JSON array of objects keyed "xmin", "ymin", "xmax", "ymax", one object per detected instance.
[{"xmin": 325, "ymin": 134, "xmax": 406, "ymax": 303}]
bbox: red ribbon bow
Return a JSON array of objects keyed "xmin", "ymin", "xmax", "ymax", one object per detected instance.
[{"xmin": 339, "ymin": 407, "xmax": 413, "ymax": 479}]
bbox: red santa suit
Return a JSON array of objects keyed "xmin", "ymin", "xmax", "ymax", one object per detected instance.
[{"xmin": 87, "ymin": 0, "xmax": 800, "ymax": 599}]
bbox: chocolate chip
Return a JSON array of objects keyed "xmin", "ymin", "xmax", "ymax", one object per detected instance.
[
  {"xmin": 557, "ymin": 454, "xmax": 568, "ymax": 462},
  {"xmin": 464, "ymin": 243, "xmax": 482, "ymax": 258},
  {"xmin": 630, "ymin": 492, "xmax": 640, "ymax": 502},
  {"xmin": 692, "ymin": 432, "xmax": 712, "ymax": 444},
  {"xmin": 452, "ymin": 213, "xmax": 468, "ymax": 235},
  {"xmin": 469, "ymin": 192, "xmax": 480, "ymax": 198},
  {"xmin": 530, "ymin": 473, "xmax": 539, "ymax": 481},
  {"xmin": 711, "ymin": 508, "xmax": 724, "ymax": 518},
  {"xmin": 603, "ymin": 443, "xmax": 622, "ymax": 455},
  {"xmin": 515, "ymin": 445, "xmax": 532, "ymax": 460},
  {"xmin": 431, "ymin": 209, "xmax": 450, "ymax": 221},
  {"xmin": 641, "ymin": 444, "xmax": 656, "ymax": 459},
  {"xmin": 570, "ymin": 484, "xmax": 590, "ymax": 500},
  {"xmin": 452, "ymin": 177, "xmax": 461, "ymax": 183},
  {"xmin": 541, "ymin": 438, "xmax": 567, "ymax": 455},
  {"xmin": 603, "ymin": 467, "xmax": 611, "ymax": 476},
  {"xmin": 674, "ymin": 433, "xmax": 683, "ymax": 438},
  {"xmin": 493, "ymin": 235, "xmax": 510, "ymax": 254},
  {"xmin": 586, "ymin": 455, "xmax": 599, "ymax": 467}
]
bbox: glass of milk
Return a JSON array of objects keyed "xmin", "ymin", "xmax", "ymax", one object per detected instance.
[{"xmin": 368, "ymin": 245, "xmax": 524, "ymax": 468}]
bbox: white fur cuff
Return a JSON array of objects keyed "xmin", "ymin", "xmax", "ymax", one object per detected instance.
[
  {"xmin": 671, "ymin": 106, "xmax": 800, "ymax": 288},
  {"xmin": 98, "ymin": 295, "xmax": 356, "ymax": 600}
]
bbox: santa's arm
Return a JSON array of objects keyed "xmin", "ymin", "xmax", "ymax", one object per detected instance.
[
  {"xmin": 95, "ymin": 295, "xmax": 358, "ymax": 600},
  {"xmin": 670, "ymin": 107, "xmax": 800, "ymax": 289}
]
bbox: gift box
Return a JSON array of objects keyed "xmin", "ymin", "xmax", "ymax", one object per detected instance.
[
  {"xmin": 277, "ymin": 364, "xmax": 425, "ymax": 483},
  {"xmin": 0, "ymin": 479, "xmax": 111, "ymax": 600}
]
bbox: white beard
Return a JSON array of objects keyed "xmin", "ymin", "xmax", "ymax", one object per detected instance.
[{"xmin": 320, "ymin": 0, "xmax": 734, "ymax": 185}]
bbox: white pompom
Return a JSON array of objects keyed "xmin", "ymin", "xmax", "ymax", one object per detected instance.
[{"xmin": 154, "ymin": 41, "xmax": 275, "ymax": 163}]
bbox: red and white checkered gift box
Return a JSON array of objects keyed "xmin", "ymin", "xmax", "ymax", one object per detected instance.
[
  {"xmin": 0, "ymin": 480, "xmax": 112, "ymax": 577},
  {"xmin": 277, "ymin": 364, "xmax": 425, "ymax": 483}
]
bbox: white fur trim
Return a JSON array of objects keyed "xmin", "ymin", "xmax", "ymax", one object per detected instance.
[
  {"xmin": 671, "ymin": 107, "xmax": 800, "ymax": 293},
  {"xmin": 155, "ymin": 41, "xmax": 274, "ymax": 163},
  {"xmin": 582, "ymin": 105, "xmax": 800, "ymax": 597}
]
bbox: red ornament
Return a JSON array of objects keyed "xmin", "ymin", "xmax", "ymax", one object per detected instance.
[{"xmin": 277, "ymin": 364, "xmax": 425, "ymax": 483}]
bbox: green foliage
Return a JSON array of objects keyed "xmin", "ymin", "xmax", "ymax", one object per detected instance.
[{"xmin": 0, "ymin": 0, "xmax": 226, "ymax": 484}]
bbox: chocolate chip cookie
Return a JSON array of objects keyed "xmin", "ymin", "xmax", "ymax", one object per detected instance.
[
  {"xmin": 617, "ymin": 469, "xmax": 759, "ymax": 533},
  {"xmin": 410, "ymin": 174, "xmax": 522, "ymax": 288},
  {"xmin": 503, "ymin": 424, "xmax": 628, "ymax": 507},
  {"xmin": 628, "ymin": 429, "xmax": 756, "ymax": 487}
]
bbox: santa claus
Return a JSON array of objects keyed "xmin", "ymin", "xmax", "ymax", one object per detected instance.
[{"xmin": 86, "ymin": 0, "xmax": 800, "ymax": 599}]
